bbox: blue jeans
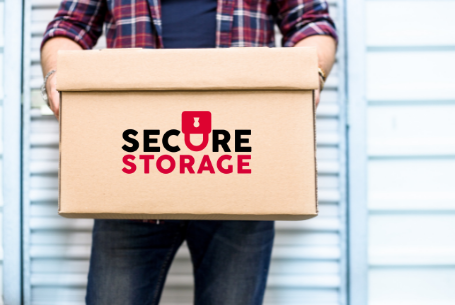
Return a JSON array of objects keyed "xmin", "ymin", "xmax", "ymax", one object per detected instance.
[{"xmin": 86, "ymin": 220, "xmax": 274, "ymax": 305}]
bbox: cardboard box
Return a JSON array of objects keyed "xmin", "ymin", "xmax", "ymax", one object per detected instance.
[{"xmin": 57, "ymin": 47, "xmax": 319, "ymax": 220}]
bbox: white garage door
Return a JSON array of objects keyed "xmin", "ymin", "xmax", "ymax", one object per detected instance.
[
  {"xmin": 365, "ymin": 1, "xmax": 455, "ymax": 304},
  {"xmin": 22, "ymin": 0, "xmax": 347, "ymax": 304}
]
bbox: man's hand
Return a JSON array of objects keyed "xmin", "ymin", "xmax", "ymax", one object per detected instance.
[
  {"xmin": 294, "ymin": 35, "xmax": 336, "ymax": 108},
  {"xmin": 314, "ymin": 76, "xmax": 325, "ymax": 108},
  {"xmin": 315, "ymin": 89, "xmax": 320, "ymax": 108},
  {"xmin": 41, "ymin": 37, "xmax": 83, "ymax": 120},
  {"xmin": 46, "ymin": 72, "xmax": 60, "ymax": 120}
]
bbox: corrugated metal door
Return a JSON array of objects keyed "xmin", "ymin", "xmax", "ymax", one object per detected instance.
[
  {"xmin": 22, "ymin": 0, "xmax": 347, "ymax": 304},
  {"xmin": 364, "ymin": 1, "xmax": 455, "ymax": 304},
  {"xmin": 0, "ymin": 0, "xmax": 4, "ymax": 298}
]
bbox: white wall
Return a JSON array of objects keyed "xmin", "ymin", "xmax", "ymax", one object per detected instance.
[{"xmin": 365, "ymin": 1, "xmax": 455, "ymax": 304}]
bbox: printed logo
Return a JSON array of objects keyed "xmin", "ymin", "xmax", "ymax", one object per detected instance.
[
  {"xmin": 182, "ymin": 111, "xmax": 212, "ymax": 151},
  {"xmin": 121, "ymin": 111, "xmax": 251, "ymax": 175}
]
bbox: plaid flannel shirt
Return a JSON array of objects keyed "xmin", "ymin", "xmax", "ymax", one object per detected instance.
[{"xmin": 42, "ymin": 0, "xmax": 337, "ymax": 49}]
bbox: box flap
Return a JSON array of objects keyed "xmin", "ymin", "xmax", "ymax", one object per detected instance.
[{"xmin": 57, "ymin": 47, "xmax": 319, "ymax": 91}]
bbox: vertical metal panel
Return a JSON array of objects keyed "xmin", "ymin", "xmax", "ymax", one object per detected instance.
[
  {"xmin": 22, "ymin": 0, "xmax": 33, "ymax": 303},
  {"xmin": 345, "ymin": 0, "xmax": 369, "ymax": 304},
  {"xmin": 334, "ymin": 0, "xmax": 348, "ymax": 304},
  {"xmin": 364, "ymin": 0, "xmax": 455, "ymax": 304},
  {"xmin": 0, "ymin": 0, "xmax": 5, "ymax": 301},
  {"xmin": 3, "ymin": 0, "xmax": 23, "ymax": 303}
]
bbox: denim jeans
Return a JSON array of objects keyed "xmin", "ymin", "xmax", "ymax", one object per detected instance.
[{"xmin": 86, "ymin": 219, "xmax": 275, "ymax": 305}]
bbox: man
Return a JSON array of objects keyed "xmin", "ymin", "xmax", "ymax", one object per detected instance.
[{"xmin": 41, "ymin": 0, "xmax": 337, "ymax": 304}]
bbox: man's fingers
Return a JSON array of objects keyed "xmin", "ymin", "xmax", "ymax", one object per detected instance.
[
  {"xmin": 50, "ymin": 90, "xmax": 60, "ymax": 120},
  {"xmin": 315, "ymin": 89, "xmax": 320, "ymax": 108},
  {"xmin": 47, "ymin": 73, "xmax": 59, "ymax": 120}
]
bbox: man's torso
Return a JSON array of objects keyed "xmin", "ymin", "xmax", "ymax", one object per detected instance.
[{"xmin": 103, "ymin": 0, "xmax": 276, "ymax": 49}]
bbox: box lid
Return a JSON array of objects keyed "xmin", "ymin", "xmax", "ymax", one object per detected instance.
[{"xmin": 57, "ymin": 47, "xmax": 319, "ymax": 91}]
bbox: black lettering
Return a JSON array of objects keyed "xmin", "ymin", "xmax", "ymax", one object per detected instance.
[
  {"xmin": 235, "ymin": 130, "xmax": 251, "ymax": 152},
  {"xmin": 122, "ymin": 129, "xmax": 139, "ymax": 152},
  {"xmin": 212, "ymin": 130, "xmax": 231, "ymax": 152},
  {"xmin": 144, "ymin": 130, "xmax": 160, "ymax": 152},
  {"xmin": 163, "ymin": 129, "xmax": 181, "ymax": 153}
]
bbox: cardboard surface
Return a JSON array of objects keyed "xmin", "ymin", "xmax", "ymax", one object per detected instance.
[
  {"xmin": 57, "ymin": 47, "xmax": 319, "ymax": 91},
  {"xmin": 58, "ymin": 48, "xmax": 318, "ymax": 220}
]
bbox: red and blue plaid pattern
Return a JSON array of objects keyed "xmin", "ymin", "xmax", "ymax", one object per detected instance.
[{"xmin": 42, "ymin": 0, "xmax": 337, "ymax": 49}]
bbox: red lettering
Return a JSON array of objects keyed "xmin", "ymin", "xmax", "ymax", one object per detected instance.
[
  {"xmin": 180, "ymin": 155, "xmax": 195, "ymax": 174},
  {"xmin": 124, "ymin": 153, "xmax": 250, "ymax": 175},
  {"xmin": 122, "ymin": 155, "xmax": 136, "ymax": 174},
  {"xmin": 139, "ymin": 155, "xmax": 155, "ymax": 174},
  {"xmin": 197, "ymin": 155, "xmax": 215, "ymax": 174},
  {"xmin": 217, "ymin": 155, "xmax": 233, "ymax": 174},
  {"xmin": 156, "ymin": 155, "xmax": 176, "ymax": 174},
  {"xmin": 238, "ymin": 155, "xmax": 251, "ymax": 174}
]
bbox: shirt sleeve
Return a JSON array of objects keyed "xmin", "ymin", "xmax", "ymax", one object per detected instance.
[
  {"xmin": 273, "ymin": 0, "xmax": 338, "ymax": 47},
  {"xmin": 41, "ymin": 0, "xmax": 107, "ymax": 50}
]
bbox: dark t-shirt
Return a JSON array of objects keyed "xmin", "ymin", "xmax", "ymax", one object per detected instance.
[{"xmin": 161, "ymin": 0, "xmax": 217, "ymax": 48}]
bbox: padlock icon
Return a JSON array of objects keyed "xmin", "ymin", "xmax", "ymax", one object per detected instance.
[{"xmin": 182, "ymin": 111, "xmax": 212, "ymax": 151}]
